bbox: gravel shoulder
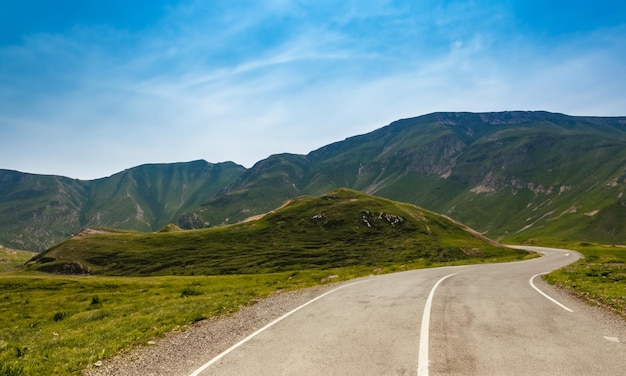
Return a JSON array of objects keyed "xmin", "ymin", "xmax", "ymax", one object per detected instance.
[{"xmin": 84, "ymin": 283, "xmax": 339, "ymax": 376}]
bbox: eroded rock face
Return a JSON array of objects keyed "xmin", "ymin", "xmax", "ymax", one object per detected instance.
[{"xmin": 394, "ymin": 135, "xmax": 466, "ymax": 177}]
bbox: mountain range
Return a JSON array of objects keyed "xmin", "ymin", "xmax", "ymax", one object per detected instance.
[{"xmin": 2, "ymin": 111, "xmax": 625, "ymax": 251}]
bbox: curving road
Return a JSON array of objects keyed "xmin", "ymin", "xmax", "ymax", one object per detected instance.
[{"xmin": 189, "ymin": 247, "xmax": 626, "ymax": 375}]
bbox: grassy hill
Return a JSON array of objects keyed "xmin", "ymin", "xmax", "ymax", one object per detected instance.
[{"xmin": 26, "ymin": 189, "xmax": 529, "ymax": 276}]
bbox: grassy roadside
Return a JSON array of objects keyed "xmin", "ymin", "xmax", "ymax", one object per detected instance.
[
  {"xmin": 3, "ymin": 189, "xmax": 537, "ymax": 375},
  {"xmin": 0, "ymin": 270, "xmax": 328, "ymax": 376},
  {"xmin": 5, "ymin": 239, "xmax": 625, "ymax": 375},
  {"xmin": 543, "ymin": 242, "xmax": 626, "ymax": 319},
  {"xmin": 0, "ymin": 252, "xmax": 534, "ymax": 376}
]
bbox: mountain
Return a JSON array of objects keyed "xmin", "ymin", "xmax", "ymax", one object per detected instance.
[
  {"xmin": 25, "ymin": 188, "xmax": 528, "ymax": 276},
  {"xmin": 0, "ymin": 161, "xmax": 245, "ymax": 251},
  {"xmin": 193, "ymin": 111, "xmax": 626, "ymax": 244},
  {"xmin": 2, "ymin": 111, "xmax": 625, "ymax": 251}
]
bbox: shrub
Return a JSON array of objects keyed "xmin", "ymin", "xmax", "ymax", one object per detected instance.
[
  {"xmin": 181, "ymin": 288, "xmax": 203, "ymax": 297},
  {"xmin": 52, "ymin": 312, "xmax": 66, "ymax": 322}
]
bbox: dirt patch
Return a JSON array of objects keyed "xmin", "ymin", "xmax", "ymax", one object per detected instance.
[
  {"xmin": 461, "ymin": 248, "xmax": 482, "ymax": 256},
  {"xmin": 240, "ymin": 198, "xmax": 296, "ymax": 223},
  {"xmin": 74, "ymin": 228, "xmax": 113, "ymax": 239},
  {"xmin": 584, "ymin": 209, "xmax": 600, "ymax": 217}
]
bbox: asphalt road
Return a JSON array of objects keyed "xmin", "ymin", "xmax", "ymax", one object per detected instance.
[{"xmin": 191, "ymin": 247, "xmax": 626, "ymax": 375}]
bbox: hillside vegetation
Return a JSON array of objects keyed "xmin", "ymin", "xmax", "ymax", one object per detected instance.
[
  {"xmin": 0, "ymin": 161, "xmax": 245, "ymax": 251},
  {"xmin": 200, "ymin": 112, "xmax": 626, "ymax": 245},
  {"xmin": 2, "ymin": 111, "xmax": 625, "ymax": 251},
  {"xmin": 26, "ymin": 189, "xmax": 529, "ymax": 276}
]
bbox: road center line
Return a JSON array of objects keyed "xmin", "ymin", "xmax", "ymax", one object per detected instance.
[
  {"xmin": 417, "ymin": 273, "xmax": 456, "ymax": 376},
  {"xmin": 529, "ymin": 273, "xmax": 573, "ymax": 312},
  {"xmin": 188, "ymin": 280, "xmax": 367, "ymax": 376}
]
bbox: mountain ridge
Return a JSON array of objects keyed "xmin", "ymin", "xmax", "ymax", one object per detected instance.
[
  {"xmin": 2, "ymin": 111, "xmax": 625, "ymax": 251},
  {"xmin": 0, "ymin": 160, "xmax": 246, "ymax": 250}
]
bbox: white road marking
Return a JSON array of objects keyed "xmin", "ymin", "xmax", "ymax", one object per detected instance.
[
  {"xmin": 418, "ymin": 273, "xmax": 457, "ymax": 376},
  {"xmin": 188, "ymin": 280, "xmax": 367, "ymax": 376},
  {"xmin": 529, "ymin": 273, "xmax": 573, "ymax": 312},
  {"xmin": 604, "ymin": 336, "xmax": 620, "ymax": 343}
]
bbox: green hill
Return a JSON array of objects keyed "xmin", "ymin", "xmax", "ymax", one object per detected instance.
[{"xmin": 25, "ymin": 189, "xmax": 528, "ymax": 276}]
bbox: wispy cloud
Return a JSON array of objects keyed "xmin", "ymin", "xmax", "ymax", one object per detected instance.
[{"xmin": 1, "ymin": 1, "xmax": 625, "ymax": 179}]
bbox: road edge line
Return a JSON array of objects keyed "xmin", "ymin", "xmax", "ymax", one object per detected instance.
[
  {"xmin": 417, "ymin": 273, "xmax": 456, "ymax": 376},
  {"xmin": 529, "ymin": 273, "xmax": 573, "ymax": 312},
  {"xmin": 188, "ymin": 280, "xmax": 367, "ymax": 376}
]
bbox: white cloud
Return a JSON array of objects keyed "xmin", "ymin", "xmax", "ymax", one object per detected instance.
[{"xmin": 1, "ymin": 1, "xmax": 625, "ymax": 179}]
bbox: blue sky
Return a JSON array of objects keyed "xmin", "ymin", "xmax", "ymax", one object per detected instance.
[{"xmin": 1, "ymin": 0, "xmax": 625, "ymax": 179}]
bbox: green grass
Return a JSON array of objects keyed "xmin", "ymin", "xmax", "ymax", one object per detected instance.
[
  {"xmin": 0, "ymin": 270, "xmax": 326, "ymax": 376},
  {"xmin": 0, "ymin": 247, "xmax": 34, "ymax": 273},
  {"xmin": 544, "ymin": 242, "xmax": 626, "ymax": 318}
]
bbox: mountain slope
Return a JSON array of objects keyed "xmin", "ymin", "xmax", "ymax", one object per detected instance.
[
  {"xmin": 0, "ymin": 170, "xmax": 88, "ymax": 251},
  {"xmin": 2, "ymin": 111, "xmax": 625, "ymax": 250},
  {"xmin": 195, "ymin": 153, "xmax": 310, "ymax": 226},
  {"xmin": 0, "ymin": 161, "xmax": 245, "ymax": 251},
  {"xmin": 82, "ymin": 160, "xmax": 245, "ymax": 231},
  {"xmin": 186, "ymin": 111, "xmax": 626, "ymax": 243},
  {"xmin": 25, "ymin": 188, "xmax": 527, "ymax": 276}
]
